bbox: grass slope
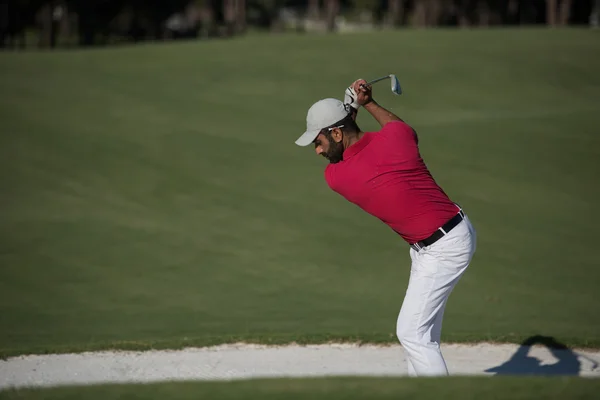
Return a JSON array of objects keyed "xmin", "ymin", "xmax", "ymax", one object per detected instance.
[
  {"xmin": 1, "ymin": 28, "xmax": 599, "ymax": 356},
  {"xmin": 2, "ymin": 377, "xmax": 600, "ymax": 400}
]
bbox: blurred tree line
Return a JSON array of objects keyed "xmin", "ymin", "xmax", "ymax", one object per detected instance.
[{"xmin": 1, "ymin": 0, "xmax": 598, "ymax": 49}]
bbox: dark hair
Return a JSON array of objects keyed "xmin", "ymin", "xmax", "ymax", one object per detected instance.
[
  {"xmin": 340, "ymin": 114, "xmax": 359, "ymax": 136},
  {"xmin": 323, "ymin": 113, "xmax": 360, "ymax": 137}
]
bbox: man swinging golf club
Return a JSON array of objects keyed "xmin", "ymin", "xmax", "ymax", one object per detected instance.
[{"xmin": 294, "ymin": 79, "xmax": 477, "ymax": 376}]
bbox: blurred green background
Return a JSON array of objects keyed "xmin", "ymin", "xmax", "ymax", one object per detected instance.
[
  {"xmin": 2, "ymin": 376, "xmax": 600, "ymax": 400},
  {"xmin": 1, "ymin": 28, "xmax": 599, "ymax": 357}
]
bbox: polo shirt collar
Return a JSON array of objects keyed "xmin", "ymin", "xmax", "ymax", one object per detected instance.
[{"xmin": 343, "ymin": 132, "xmax": 373, "ymax": 160}]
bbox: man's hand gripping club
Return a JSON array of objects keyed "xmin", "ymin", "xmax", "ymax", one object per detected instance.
[{"xmin": 343, "ymin": 79, "xmax": 404, "ymax": 128}]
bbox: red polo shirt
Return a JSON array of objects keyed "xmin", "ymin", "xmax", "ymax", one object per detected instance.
[{"xmin": 324, "ymin": 121, "xmax": 460, "ymax": 244}]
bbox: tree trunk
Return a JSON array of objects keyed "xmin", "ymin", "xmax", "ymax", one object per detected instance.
[
  {"xmin": 199, "ymin": 1, "xmax": 216, "ymax": 38},
  {"xmin": 236, "ymin": 0, "xmax": 246, "ymax": 34},
  {"xmin": 457, "ymin": 4, "xmax": 469, "ymax": 27},
  {"xmin": 387, "ymin": 0, "xmax": 404, "ymax": 27},
  {"xmin": 506, "ymin": 0, "xmax": 519, "ymax": 24},
  {"xmin": 412, "ymin": 0, "xmax": 427, "ymax": 27},
  {"xmin": 76, "ymin": 9, "xmax": 96, "ymax": 47},
  {"xmin": 0, "ymin": 0, "xmax": 7, "ymax": 48},
  {"xmin": 61, "ymin": 6, "xmax": 73, "ymax": 47},
  {"xmin": 426, "ymin": 0, "xmax": 444, "ymax": 27},
  {"xmin": 223, "ymin": 0, "xmax": 236, "ymax": 36},
  {"xmin": 325, "ymin": 0, "xmax": 339, "ymax": 32},
  {"xmin": 558, "ymin": 0, "xmax": 572, "ymax": 25},
  {"xmin": 476, "ymin": 0, "xmax": 491, "ymax": 26},
  {"xmin": 308, "ymin": 0, "xmax": 320, "ymax": 20},
  {"xmin": 50, "ymin": 2, "xmax": 66, "ymax": 48},
  {"xmin": 591, "ymin": 0, "xmax": 600, "ymax": 27},
  {"xmin": 37, "ymin": 3, "xmax": 53, "ymax": 48},
  {"xmin": 546, "ymin": 0, "xmax": 557, "ymax": 26}
]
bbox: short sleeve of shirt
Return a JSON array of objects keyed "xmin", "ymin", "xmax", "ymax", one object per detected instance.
[
  {"xmin": 324, "ymin": 164, "xmax": 337, "ymax": 191},
  {"xmin": 381, "ymin": 121, "xmax": 418, "ymax": 144}
]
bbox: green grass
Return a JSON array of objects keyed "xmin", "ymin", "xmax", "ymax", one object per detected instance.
[
  {"xmin": 2, "ymin": 377, "xmax": 600, "ymax": 399},
  {"xmin": 1, "ymin": 28, "xmax": 599, "ymax": 357}
]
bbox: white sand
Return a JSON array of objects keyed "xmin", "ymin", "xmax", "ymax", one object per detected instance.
[{"xmin": 1, "ymin": 343, "xmax": 599, "ymax": 389}]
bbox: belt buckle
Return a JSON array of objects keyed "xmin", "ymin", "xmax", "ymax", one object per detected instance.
[{"xmin": 412, "ymin": 242, "xmax": 422, "ymax": 251}]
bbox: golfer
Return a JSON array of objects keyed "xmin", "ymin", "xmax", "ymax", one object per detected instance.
[{"xmin": 294, "ymin": 79, "xmax": 477, "ymax": 376}]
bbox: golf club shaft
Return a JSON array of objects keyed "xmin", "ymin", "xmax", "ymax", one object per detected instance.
[
  {"xmin": 366, "ymin": 76, "xmax": 390, "ymax": 85},
  {"xmin": 361, "ymin": 74, "xmax": 402, "ymax": 95}
]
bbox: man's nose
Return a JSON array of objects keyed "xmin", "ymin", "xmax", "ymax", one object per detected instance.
[{"xmin": 315, "ymin": 146, "xmax": 323, "ymax": 156}]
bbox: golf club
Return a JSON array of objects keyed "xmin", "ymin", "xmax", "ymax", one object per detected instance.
[{"xmin": 362, "ymin": 74, "xmax": 402, "ymax": 95}]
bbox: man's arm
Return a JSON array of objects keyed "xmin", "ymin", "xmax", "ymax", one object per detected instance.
[
  {"xmin": 363, "ymin": 100, "xmax": 403, "ymax": 128},
  {"xmin": 352, "ymin": 79, "xmax": 404, "ymax": 128}
]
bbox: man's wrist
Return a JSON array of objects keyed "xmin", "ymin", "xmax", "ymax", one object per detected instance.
[{"xmin": 363, "ymin": 99, "xmax": 377, "ymax": 110}]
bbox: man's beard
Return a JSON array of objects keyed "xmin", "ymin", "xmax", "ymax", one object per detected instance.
[{"xmin": 323, "ymin": 136, "xmax": 344, "ymax": 164}]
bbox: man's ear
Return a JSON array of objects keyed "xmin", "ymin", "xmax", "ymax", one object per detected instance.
[{"xmin": 331, "ymin": 127, "xmax": 344, "ymax": 143}]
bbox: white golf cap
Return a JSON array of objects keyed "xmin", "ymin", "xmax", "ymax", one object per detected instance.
[{"xmin": 295, "ymin": 98, "xmax": 351, "ymax": 146}]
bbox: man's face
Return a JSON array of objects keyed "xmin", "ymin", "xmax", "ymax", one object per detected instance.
[{"xmin": 313, "ymin": 130, "xmax": 344, "ymax": 164}]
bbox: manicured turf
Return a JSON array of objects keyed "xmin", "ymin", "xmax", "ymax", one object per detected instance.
[
  {"xmin": 0, "ymin": 28, "xmax": 599, "ymax": 357},
  {"xmin": 2, "ymin": 377, "xmax": 600, "ymax": 400}
]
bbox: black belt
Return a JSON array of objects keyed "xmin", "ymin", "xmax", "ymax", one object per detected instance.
[{"xmin": 410, "ymin": 209, "xmax": 465, "ymax": 251}]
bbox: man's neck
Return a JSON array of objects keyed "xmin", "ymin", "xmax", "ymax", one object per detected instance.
[{"xmin": 344, "ymin": 131, "xmax": 364, "ymax": 150}]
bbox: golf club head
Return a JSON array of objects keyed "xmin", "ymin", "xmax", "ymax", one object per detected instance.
[
  {"xmin": 366, "ymin": 74, "xmax": 402, "ymax": 95},
  {"xmin": 389, "ymin": 74, "xmax": 402, "ymax": 95}
]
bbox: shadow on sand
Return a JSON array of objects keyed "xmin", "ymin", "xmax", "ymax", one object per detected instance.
[{"xmin": 485, "ymin": 335, "xmax": 596, "ymax": 376}]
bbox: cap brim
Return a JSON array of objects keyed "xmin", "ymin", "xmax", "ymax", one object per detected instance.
[{"xmin": 295, "ymin": 130, "xmax": 319, "ymax": 147}]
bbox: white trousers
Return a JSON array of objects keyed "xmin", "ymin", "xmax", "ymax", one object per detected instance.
[{"xmin": 396, "ymin": 214, "xmax": 477, "ymax": 376}]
